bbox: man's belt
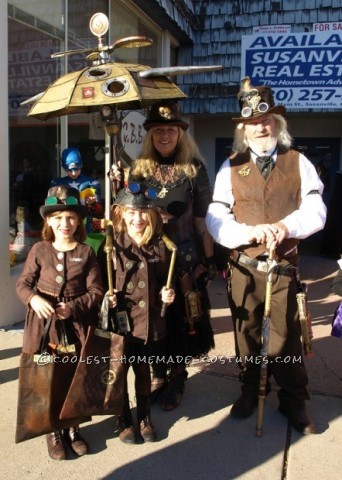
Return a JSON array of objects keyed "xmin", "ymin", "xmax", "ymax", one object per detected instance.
[{"xmin": 235, "ymin": 253, "xmax": 297, "ymax": 277}]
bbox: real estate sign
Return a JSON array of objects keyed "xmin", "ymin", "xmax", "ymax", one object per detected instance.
[{"xmin": 241, "ymin": 30, "xmax": 342, "ymax": 110}]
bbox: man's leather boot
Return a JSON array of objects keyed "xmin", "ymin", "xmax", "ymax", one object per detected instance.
[
  {"xmin": 279, "ymin": 400, "xmax": 315, "ymax": 434},
  {"xmin": 46, "ymin": 431, "xmax": 66, "ymax": 460},
  {"xmin": 230, "ymin": 392, "xmax": 258, "ymax": 418},
  {"xmin": 231, "ymin": 379, "xmax": 271, "ymax": 419}
]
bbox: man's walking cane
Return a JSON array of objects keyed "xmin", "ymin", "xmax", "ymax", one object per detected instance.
[
  {"xmin": 256, "ymin": 248, "xmax": 277, "ymax": 437},
  {"xmin": 296, "ymin": 281, "xmax": 313, "ymax": 357},
  {"xmin": 161, "ymin": 234, "xmax": 177, "ymax": 318}
]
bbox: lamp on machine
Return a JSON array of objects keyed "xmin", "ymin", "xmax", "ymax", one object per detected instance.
[{"xmin": 100, "ymin": 104, "xmax": 120, "ymax": 136}]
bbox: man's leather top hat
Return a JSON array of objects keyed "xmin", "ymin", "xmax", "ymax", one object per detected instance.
[
  {"xmin": 40, "ymin": 185, "xmax": 87, "ymax": 219},
  {"xmin": 232, "ymin": 76, "xmax": 286, "ymax": 122},
  {"xmin": 143, "ymin": 102, "xmax": 189, "ymax": 131}
]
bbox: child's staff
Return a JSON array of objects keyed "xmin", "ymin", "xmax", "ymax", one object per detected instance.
[
  {"xmin": 101, "ymin": 222, "xmax": 115, "ymax": 331},
  {"xmin": 161, "ymin": 234, "xmax": 177, "ymax": 318}
]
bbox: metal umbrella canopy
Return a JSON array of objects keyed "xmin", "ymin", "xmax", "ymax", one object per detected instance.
[
  {"xmin": 26, "ymin": 64, "xmax": 184, "ymax": 120},
  {"xmin": 24, "ymin": 12, "xmax": 222, "ymax": 120}
]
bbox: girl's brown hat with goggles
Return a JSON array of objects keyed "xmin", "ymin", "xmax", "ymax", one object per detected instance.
[
  {"xmin": 40, "ymin": 185, "xmax": 87, "ymax": 219},
  {"xmin": 113, "ymin": 182, "xmax": 158, "ymax": 209}
]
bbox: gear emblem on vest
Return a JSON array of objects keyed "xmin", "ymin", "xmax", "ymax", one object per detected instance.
[{"xmin": 238, "ymin": 166, "xmax": 250, "ymax": 176}]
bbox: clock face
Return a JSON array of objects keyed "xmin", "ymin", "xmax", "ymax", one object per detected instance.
[
  {"xmin": 101, "ymin": 106, "xmax": 112, "ymax": 118},
  {"xmin": 89, "ymin": 12, "xmax": 109, "ymax": 38}
]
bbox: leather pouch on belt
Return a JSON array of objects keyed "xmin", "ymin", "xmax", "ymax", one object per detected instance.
[{"xmin": 180, "ymin": 272, "xmax": 202, "ymax": 322}]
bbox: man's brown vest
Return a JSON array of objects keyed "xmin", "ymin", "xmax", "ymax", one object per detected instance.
[{"xmin": 230, "ymin": 148, "xmax": 301, "ymax": 259}]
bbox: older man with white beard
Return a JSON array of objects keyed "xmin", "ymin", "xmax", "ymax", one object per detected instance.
[{"xmin": 206, "ymin": 77, "xmax": 327, "ymax": 434}]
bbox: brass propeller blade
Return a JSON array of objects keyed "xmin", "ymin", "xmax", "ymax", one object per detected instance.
[
  {"xmin": 111, "ymin": 35, "xmax": 153, "ymax": 50},
  {"xmin": 51, "ymin": 47, "xmax": 99, "ymax": 58},
  {"xmin": 52, "ymin": 35, "xmax": 153, "ymax": 59}
]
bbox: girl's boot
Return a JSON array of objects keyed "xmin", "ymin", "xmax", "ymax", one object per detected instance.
[
  {"xmin": 137, "ymin": 395, "xmax": 156, "ymax": 442},
  {"xmin": 117, "ymin": 394, "xmax": 135, "ymax": 444},
  {"xmin": 46, "ymin": 431, "xmax": 66, "ymax": 460},
  {"xmin": 66, "ymin": 425, "xmax": 89, "ymax": 456}
]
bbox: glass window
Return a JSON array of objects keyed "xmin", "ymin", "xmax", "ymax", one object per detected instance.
[
  {"xmin": 110, "ymin": 1, "xmax": 160, "ymax": 66},
  {"xmin": 9, "ymin": 2, "xmax": 65, "ymax": 266},
  {"xmin": 8, "ymin": 0, "xmax": 164, "ymax": 266},
  {"xmin": 65, "ymin": 0, "xmax": 108, "ymax": 202},
  {"xmin": 8, "ymin": 0, "xmax": 108, "ymax": 266}
]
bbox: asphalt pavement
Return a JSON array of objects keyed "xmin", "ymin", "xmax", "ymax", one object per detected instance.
[{"xmin": 1, "ymin": 251, "xmax": 341, "ymax": 480}]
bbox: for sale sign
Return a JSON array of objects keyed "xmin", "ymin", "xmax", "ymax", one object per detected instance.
[{"xmin": 241, "ymin": 31, "xmax": 342, "ymax": 110}]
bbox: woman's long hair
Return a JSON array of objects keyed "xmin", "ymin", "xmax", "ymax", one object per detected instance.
[
  {"xmin": 112, "ymin": 205, "xmax": 163, "ymax": 246},
  {"xmin": 41, "ymin": 212, "xmax": 87, "ymax": 243},
  {"xmin": 131, "ymin": 127, "xmax": 204, "ymax": 179},
  {"xmin": 232, "ymin": 114, "xmax": 293, "ymax": 153}
]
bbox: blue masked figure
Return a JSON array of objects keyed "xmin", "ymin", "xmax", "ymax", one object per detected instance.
[{"xmin": 51, "ymin": 148, "xmax": 103, "ymax": 232}]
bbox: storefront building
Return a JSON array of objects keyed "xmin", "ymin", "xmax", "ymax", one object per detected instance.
[{"xmin": 1, "ymin": 0, "xmax": 341, "ymax": 326}]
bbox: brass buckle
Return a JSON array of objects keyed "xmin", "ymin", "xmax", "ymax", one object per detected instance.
[
  {"xmin": 56, "ymin": 344, "xmax": 76, "ymax": 353},
  {"xmin": 95, "ymin": 328, "xmax": 112, "ymax": 339},
  {"xmin": 257, "ymin": 261, "xmax": 268, "ymax": 272}
]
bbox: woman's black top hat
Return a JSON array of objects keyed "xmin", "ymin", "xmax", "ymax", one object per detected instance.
[
  {"xmin": 143, "ymin": 102, "xmax": 189, "ymax": 131},
  {"xmin": 232, "ymin": 76, "xmax": 286, "ymax": 122},
  {"xmin": 40, "ymin": 185, "xmax": 87, "ymax": 219}
]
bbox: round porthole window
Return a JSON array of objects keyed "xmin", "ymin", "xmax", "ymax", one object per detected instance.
[
  {"xmin": 102, "ymin": 78, "xmax": 129, "ymax": 97},
  {"xmin": 84, "ymin": 67, "xmax": 112, "ymax": 80}
]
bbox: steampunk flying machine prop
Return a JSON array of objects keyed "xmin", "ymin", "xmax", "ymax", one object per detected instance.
[{"xmin": 22, "ymin": 12, "xmax": 222, "ymax": 121}]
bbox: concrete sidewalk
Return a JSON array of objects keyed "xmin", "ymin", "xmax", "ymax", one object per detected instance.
[{"xmin": 1, "ymin": 253, "xmax": 341, "ymax": 480}]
